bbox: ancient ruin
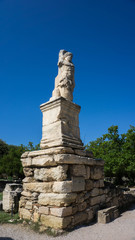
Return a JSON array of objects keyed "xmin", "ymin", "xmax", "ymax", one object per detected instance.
[
  {"xmin": 3, "ymin": 183, "xmax": 22, "ymax": 213},
  {"xmin": 19, "ymin": 50, "xmax": 134, "ymax": 231}
]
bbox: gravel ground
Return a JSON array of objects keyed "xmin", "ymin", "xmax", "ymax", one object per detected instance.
[{"xmin": 0, "ymin": 205, "xmax": 135, "ymax": 240}]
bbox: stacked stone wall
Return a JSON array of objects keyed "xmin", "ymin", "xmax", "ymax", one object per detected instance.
[
  {"xmin": 19, "ymin": 147, "xmax": 106, "ymax": 229},
  {"xmin": 19, "ymin": 147, "xmax": 135, "ymax": 230}
]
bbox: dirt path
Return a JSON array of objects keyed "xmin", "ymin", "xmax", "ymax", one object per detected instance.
[{"xmin": 0, "ymin": 205, "xmax": 135, "ymax": 240}]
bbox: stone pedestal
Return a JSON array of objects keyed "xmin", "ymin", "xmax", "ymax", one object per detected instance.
[
  {"xmin": 19, "ymin": 96, "xmax": 106, "ymax": 230},
  {"xmin": 40, "ymin": 97, "xmax": 83, "ymax": 149},
  {"xmin": 19, "ymin": 148, "xmax": 105, "ymax": 230},
  {"xmin": 19, "ymin": 49, "xmax": 132, "ymax": 231}
]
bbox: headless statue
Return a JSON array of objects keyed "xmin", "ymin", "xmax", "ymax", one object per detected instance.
[{"xmin": 50, "ymin": 50, "xmax": 75, "ymax": 101}]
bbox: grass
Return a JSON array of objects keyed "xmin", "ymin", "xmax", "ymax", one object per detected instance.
[
  {"xmin": 0, "ymin": 192, "xmax": 2, "ymax": 201},
  {"xmin": 30, "ymin": 221, "xmax": 40, "ymax": 233},
  {"xmin": 44, "ymin": 227, "xmax": 65, "ymax": 237},
  {"xmin": 0, "ymin": 211, "xmax": 22, "ymax": 224},
  {"xmin": 0, "ymin": 210, "xmax": 65, "ymax": 237}
]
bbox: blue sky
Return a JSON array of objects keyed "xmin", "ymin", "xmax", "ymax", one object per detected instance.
[{"xmin": 0, "ymin": 0, "xmax": 135, "ymax": 146}]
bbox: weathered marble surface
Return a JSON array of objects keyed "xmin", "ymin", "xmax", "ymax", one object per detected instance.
[
  {"xmin": 40, "ymin": 97, "xmax": 83, "ymax": 149},
  {"xmin": 50, "ymin": 50, "xmax": 75, "ymax": 101},
  {"xmin": 40, "ymin": 50, "xmax": 83, "ymax": 149}
]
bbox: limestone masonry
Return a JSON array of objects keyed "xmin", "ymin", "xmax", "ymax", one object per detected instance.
[
  {"xmin": 19, "ymin": 50, "xmax": 134, "ymax": 230},
  {"xmin": 3, "ymin": 183, "xmax": 22, "ymax": 213}
]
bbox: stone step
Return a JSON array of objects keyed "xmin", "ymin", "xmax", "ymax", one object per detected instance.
[{"xmin": 98, "ymin": 206, "xmax": 119, "ymax": 224}]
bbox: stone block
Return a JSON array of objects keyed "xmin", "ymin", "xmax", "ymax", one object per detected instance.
[
  {"xmin": 50, "ymin": 206, "xmax": 72, "ymax": 217},
  {"xmin": 25, "ymin": 201, "xmax": 32, "ymax": 210},
  {"xmin": 99, "ymin": 188, "xmax": 104, "ymax": 195},
  {"xmin": 86, "ymin": 208, "xmax": 93, "ymax": 220},
  {"xmin": 39, "ymin": 206, "xmax": 49, "ymax": 215},
  {"xmin": 23, "ymin": 182, "xmax": 53, "ymax": 193},
  {"xmin": 40, "ymin": 98, "xmax": 83, "ymax": 150},
  {"xmin": 32, "ymin": 155, "xmax": 57, "ymax": 167},
  {"xmin": 72, "ymin": 177, "xmax": 85, "ymax": 192},
  {"xmin": 90, "ymin": 196, "xmax": 101, "ymax": 206},
  {"xmin": 21, "ymin": 151, "xmax": 29, "ymax": 158},
  {"xmin": 99, "ymin": 180, "xmax": 104, "ymax": 188},
  {"xmin": 31, "ymin": 192, "xmax": 39, "ymax": 200},
  {"xmin": 71, "ymin": 165, "xmax": 86, "ymax": 177},
  {"xmin": 28, "ymin": 147, "xmax": 74, "ymax": 157},
  {"xmin": 34, "ymin": 165, "xmax": 68, "ymax": 181},
  {"xmin": 84, "ymin": 192, "xmax": 91, "ymax": 200},
  {"xmin": 78, "ymin": 201, "xmax": 87, "ymax": 211},
  {"xmin": 23, "ymin": 168, "xmax": 33, "ymax": 177},
  {"xmin": 74, "ymin": 149, "xmax": 86, "ymax": 156},
  {"xmin": 19, "ymin": 198, "xmax": 27, "ymax": 208},
  {"xmin": 100, "ymin": 194, "xmax": 106, "ymax": 203},
  {"xmin": 38, "ymin": 206, "xmax": 49, "ymax": 215},
  {"xmin": 92, "ymin": 204, "xmax": 100, "ymax": 214},
  {"xmin": 38, "ymin": 193, "xmax": 77, "ymax": 207},
  {"xmin": 53, "ymin": 181, "xmax": 72, "ymax": 193},
  {"xmin": 40, "ymin": 214, "xmax": 72, "ymax": 229},
  {"xmin": 114, "ymin": 209, "xmax": 119, "ymax": 219},
  {"xmin": 94, "ymin": 159, "xmax": 104, "ymax": 166},
  {"xmin": 86, "ymin": 151, "xmax": 94, "ymax": 158},
  {"xmin": 73, "ymin": 212, "xmax": 87, "ymax": 225},
  {"xmin": 86, "ymin": 166, "xmax": 90, "ymax": 179},
  {"xmin": 54, "ymin": 154, "xmax": 94, "ymax": 166},
  {"xmin": 93, "ymin": 181, "xmax": 100, "ymax": 188},
  {"xmin": 85, "ymin": 180, "xmax": 93, "ymax": 190},
  {"xmin": 76, "ymin": 192, "xmax": 85, "ymax": 203},
  {"xmin": 20, "ymin": 191, "xmax": 32, "ymax": 198},
  {"xmin": 98, "ymin": 206, "xmax": 119, "ymax": 224},
  {"xmin": 90, "ymin": 188, "xmax": 100, "ymax": 197},
  {"xmin": 22, "ymin": 177, "xmax": 35, "ymax": 183},
  {"xmin": 19, "ymin": 208, "xmax": 31, "ymax": 220},
  {"xmin": 91, "ymin": 167, "xmax": 103, "ymax": 180},
  {"xmin": 21, "ymin": 157, "xmax": 32, "ymax": 167},
  {"xmin": 33, "ymin": 211, "xmax": 39, "ymax": 222},
  {"xmin": 112, "ymin": 197, "xmax": 119, "ymax": 206},
  {"xmin": 98, "ymin": 212, "xmax": 110, "ymax": 224},
  {"xmin": 72, "ymin": 206, "xmax": 78, "ymax": 214}
]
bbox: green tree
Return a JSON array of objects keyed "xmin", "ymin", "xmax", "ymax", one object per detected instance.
[
  {"xmin": 0, "ymin": 140, "xmax": 40, "ymax": 179},
  {"xmin": 0, "ymin": 139, "xmax": 9, "ymax": 158},
  {"xmin": 26, "ymin": 142, "xmax": 40, "ymax": 151},
  {"xmin": 0, "ymin": 145, "xmax": 25, "ymax": 179},
  {"xmin": 86, "ymin": 125, "xmax": 135, "ymax": 185},
  {"xmin": 121, "ymin": 126, "xmax": 135, "ymax": 184}
]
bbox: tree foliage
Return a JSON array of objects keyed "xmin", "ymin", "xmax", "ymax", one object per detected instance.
[
  {"xmin": 0, "ymin": 141, "xmax": 40, "ymax": 180},
  {"xmin": 0, "ymin": 139, "xmax": 9, "ymax": 158},
  {"xmin": 86, "ymin": 125, "xmax": 135, "ymax": 185}
]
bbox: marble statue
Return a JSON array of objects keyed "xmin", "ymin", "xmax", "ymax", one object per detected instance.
[{"xmin": 51, "ymin": 50, "xmax": 75, "ymax": 101}]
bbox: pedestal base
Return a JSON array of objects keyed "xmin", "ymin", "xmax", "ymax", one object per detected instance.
[
  {"xmin": 19, "ymin": 147, "xmax": 106, "ymax": 230},
  {"xmin": 40, "ymin": 97, "xmax": 83, "ymax": 149}
]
